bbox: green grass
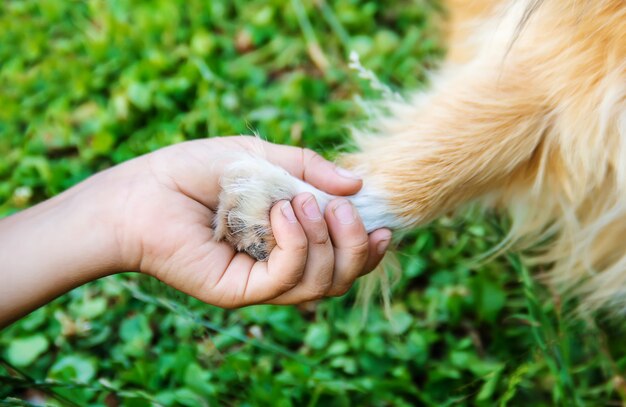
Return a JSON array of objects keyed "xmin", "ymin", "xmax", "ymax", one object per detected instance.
[{"xmin": 1, "ymin": 1, "xmax": 625, "ymax": 405}]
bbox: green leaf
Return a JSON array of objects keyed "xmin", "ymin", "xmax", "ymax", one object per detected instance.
[
  {"xmin": 305, "ymin": 323, "xmax": 330, "ymax": 350},
  {"xmin": 127, "ymin": 82, "xmax": 152, "ymax": 111},
  {"xmin": 73, "ymin": 296, "xmax": 108, "ymax": 319},
  {"xmin": 390, "ymin": 308, "xmax": 413, "ymax": 335},
  {"xmin": 50, "ymin": 355, "xmax": 97, "ymax": 383},
  {"xmin": 364, "ymin": 336, "xmax": 385, "ymax": 357},
  {"xmin": 5, "ymin": 334, "xmax": 49, "ymax": 367},
  {"xmin": 91, "ymin": 132, "xmax": 115, "ymax": 155},
  {"xmin": 19, "ymin": 308, "xmax": 47, "ymax": 331},
  {"xmin": 190, "ymin": 31, "xmax": 215, "ymax": 56},
  {"xmin": 184, "ymin": 363, "xmax": 215, "ymax": 397},
  {"xmin": 330, "ymin": 356, "xmax": 357, "ymax": 375},
  {"xmin": 475, "ymin": 279, "xmax": 507, "ymax": 322},
  {"xmin": 477, "ymin": 365, "xmax": 504, "ymax": 401},
  {"xmin": 327, "ymin": 341, "xmax": 349, "ymax": 356},
  {"xmin": 120, "ymin": 314, "xmax": 153, "ymax": 357}
]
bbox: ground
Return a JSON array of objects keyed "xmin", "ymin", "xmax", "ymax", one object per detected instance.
[{"xmin": 1, "ymin": 1, "xmax": 625, "ymax": 405}]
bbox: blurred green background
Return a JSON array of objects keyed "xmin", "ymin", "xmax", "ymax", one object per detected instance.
[{"xmin": 1, "ymin": 0, "xmax": 625, "ymax": 405}]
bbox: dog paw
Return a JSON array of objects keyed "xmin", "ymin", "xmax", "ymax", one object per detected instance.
[
  {"xmin": 212, "ymin": 154, "xmax": 403, "ymax": 261},
  {"xmin": 213, "ymin": 155, "xmax": 330, "ymax": 261}
]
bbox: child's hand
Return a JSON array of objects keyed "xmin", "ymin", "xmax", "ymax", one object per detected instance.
[
  {"xmin": 110, "ymin": 137, "xmax": 391, "ymax": 307},
  {"xmin": 0, "ymin": 136, "xmax": 392, "ymax": 327}
]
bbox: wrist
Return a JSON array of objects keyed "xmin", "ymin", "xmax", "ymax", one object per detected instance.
[
  {"xmin": 42, "ymin": 170, "xmax": 127, "ymax": 281},
  {"xmin": 0, "ymin": 171, "xmax": 127, "ymax": 326}
]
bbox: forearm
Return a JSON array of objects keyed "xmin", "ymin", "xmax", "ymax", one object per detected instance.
[{"xmin": 0, "ymin": 171, "xmax": 124, "ymax": 328}]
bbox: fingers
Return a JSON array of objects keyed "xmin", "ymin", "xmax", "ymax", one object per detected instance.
[
  {"xmin": 230, "ymin": 201, "xmax": 309, "ymax": 306},
  {"xmin": 362, "ymin": 228, "xmax": 392, "ymax": 275},
  {"xmin": 267, "ymin": 196, "xmax": 392, "ymax": 303},
  {"xmin": 267, "ymin": 193, "xmax": 335, "ymax": 305},
  {"xmin": 321, "ymin": 198, "xmax": 371, "ymax": 296},
  {"xmin": 298, "ymin": 148, "xmax": 363, "ymax": 196},
  {"xmin": 196, "ymin": 195, "xmax": 392, "ymax": 308}
]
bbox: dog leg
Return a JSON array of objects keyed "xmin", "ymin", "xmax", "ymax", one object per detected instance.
[
  {"xmin": 344, "ymin": 60, "xmax": 549, "ymax": 230},
  {"xmin": 347, "ymin": 1, "xmax": 626, "ymax": 308}
]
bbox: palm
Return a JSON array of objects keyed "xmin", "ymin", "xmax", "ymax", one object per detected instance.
[
  {"xmin": 123, "ymin": 150, "xmax": 296, "ymax": 308},
  {"xmin": 140, "ymin": 185, "xmax": 221, "ymax": 293}
]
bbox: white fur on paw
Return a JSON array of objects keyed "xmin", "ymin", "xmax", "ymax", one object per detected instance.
[
  {"xmin": 213, "ymin": 154, "xmax": 406, "ymax": 261},
  {"xmin": 213, "ymin": 155, "xmax": 331, "ymax": 261}
]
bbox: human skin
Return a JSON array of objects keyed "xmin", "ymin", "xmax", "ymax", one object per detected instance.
[{"xmin": 0, "ymin": 137, "xmax": 391, "ymax": 328}]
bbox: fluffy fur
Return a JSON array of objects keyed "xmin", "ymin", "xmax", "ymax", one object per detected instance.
[
  {"xmin": 348, "ymin": 0, "xmax": 626, "ymax": 310},
  {"xmin": 214, "ymin": 0, "xmax": 626, "ymax": 311}
]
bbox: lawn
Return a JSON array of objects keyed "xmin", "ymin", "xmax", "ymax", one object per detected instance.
[{"xmin": 1, "ymin": 1, "xmax": 625, "ymax": 405}]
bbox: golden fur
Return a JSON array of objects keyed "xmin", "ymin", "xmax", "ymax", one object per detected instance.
[{"xmin": 346, "ymin": 0, "xmax": 626, "ymax": 310}]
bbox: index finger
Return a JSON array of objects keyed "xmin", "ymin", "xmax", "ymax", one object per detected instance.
[
  {"xmin": 231, "ymin": 137, "xmax": 363, "ymax": 196},
  {"xmin": 272, "ymin": 145, "xmax": 363, "ymax": 197}
]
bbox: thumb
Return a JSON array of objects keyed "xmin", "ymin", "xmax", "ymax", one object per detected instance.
[{"xmin": 300, "ymin": 149, "xmax": 363, "ymax": 196}]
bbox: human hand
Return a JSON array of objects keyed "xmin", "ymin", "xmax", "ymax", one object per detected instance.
[
  {"xmin": 103, "ymin": 136, "xmax": 391, "ymax": 307},
  {"xmin": 0, "ymin": 136, "xmax": 391, "ymax": 326}
]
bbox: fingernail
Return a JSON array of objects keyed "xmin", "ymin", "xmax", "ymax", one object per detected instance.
[
  {"xmin": 281, "ymin": 202, "xmax": 297, "ymax": 223},
  {"xmin": 333, "ymin": 200, "xmax": 356, "ymax": 224},
  {"xmin": 335, "ymin": 166, "xmax": 361, "ymax": 180},
  {"xmin": 302, "ymin": 195, "xmax": 322, "ymax": 221},
  {"xmin": 377, "ymin": 238, "xmax": 391, "ymax": 255}
]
